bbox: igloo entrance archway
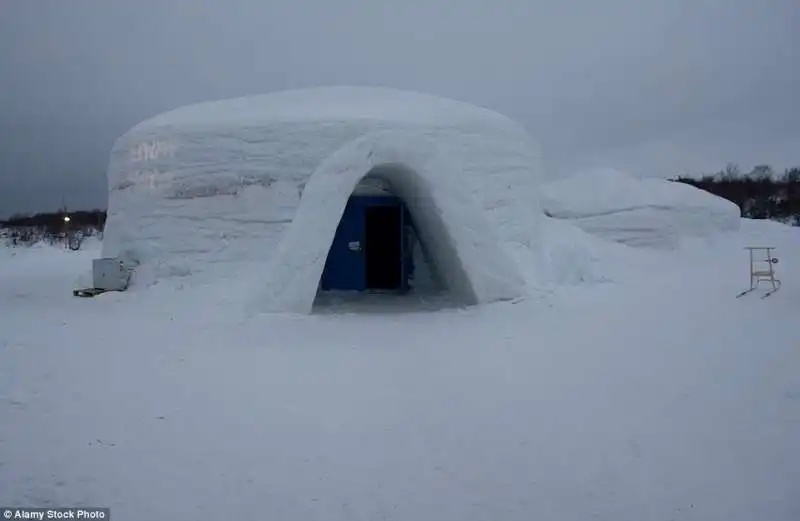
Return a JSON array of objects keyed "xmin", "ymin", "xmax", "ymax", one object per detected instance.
[
  {"xmin": 318, "ymin": 165, "xmax": 452, "ymax": 299},
  {"xmin": 256, "ymin": 131, "xmax": 526, "ymax": 314}
]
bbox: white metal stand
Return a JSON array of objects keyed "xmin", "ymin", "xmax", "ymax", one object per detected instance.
[{"xmin": 736, "ymin": 246, "xmax": 781, "ymax": 299}]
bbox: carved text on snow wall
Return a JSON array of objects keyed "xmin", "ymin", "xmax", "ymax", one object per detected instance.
[
  {"xmin": 125, "ymin": 140, "xmax": 178, "ymax": 192},
  {"xmin": 129, "ymin": 140, "xmax": 178, "ymax": 163}
]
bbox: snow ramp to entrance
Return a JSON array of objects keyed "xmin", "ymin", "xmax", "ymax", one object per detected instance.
[{"xmin": 254, "ymin": 131, "xmax": 526, "ymax": 314}]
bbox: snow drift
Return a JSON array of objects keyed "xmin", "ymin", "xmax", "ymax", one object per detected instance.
[
  {"xmin": 99, "ymin": 86, "xmax": 549, "ymax": 312},
  {"xmin": 541, "ymin": 168, "xmax": 741, "ymax": 248}
]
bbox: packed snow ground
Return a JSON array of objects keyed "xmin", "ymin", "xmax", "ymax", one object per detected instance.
[{"xmin": 1, "ymin": 219, "xmax": 800, "ymax": 521}]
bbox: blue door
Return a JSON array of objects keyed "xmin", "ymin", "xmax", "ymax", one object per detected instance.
[{"xmin": 320, "ymin": 200, "xmax": 366, "ymax": 291}]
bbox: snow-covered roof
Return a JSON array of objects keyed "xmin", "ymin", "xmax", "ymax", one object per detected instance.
[{"xmin": 133, "ymin": 86, "xmax": 518, "ymax": 131}]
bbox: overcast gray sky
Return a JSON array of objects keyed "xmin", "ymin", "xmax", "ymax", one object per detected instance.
[{"xmin": 1, "ymin": 0, "xmax": 798, "ymax": 217}]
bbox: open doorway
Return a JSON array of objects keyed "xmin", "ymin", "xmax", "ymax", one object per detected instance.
[
  {"xmin": 319, "ymin": 195, "xmax": 411, "ymax": 293},
  {"xmin": 316, "ymin": 185, "xmax": 457, "ymax": 313},
  {"xmin": 365, "ymin": 204, "xmax": 403, "ymax": 290}
]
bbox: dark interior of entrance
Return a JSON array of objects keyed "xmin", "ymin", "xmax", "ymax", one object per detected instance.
[
  {"xmin": 365, "ymin": 205, "xmax": 402, "ymax": 290},
  {"xmin": 319, "ymin": 195, "xmax": 412, "ymax": 293}
]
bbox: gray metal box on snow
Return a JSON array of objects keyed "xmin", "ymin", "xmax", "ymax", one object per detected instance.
[{"xmin": 92, "ymin": 258, "xmax": 130, "ymax": 291}]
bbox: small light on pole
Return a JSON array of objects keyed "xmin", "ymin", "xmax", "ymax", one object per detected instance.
[{"xmin": 63, "ymin": 215, "xmax": 71, "ymax": 249}]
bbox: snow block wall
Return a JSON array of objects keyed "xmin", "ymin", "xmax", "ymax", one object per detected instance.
[
  {"xmin": 101, "ymin": 87, "xmax": 546, "ymax": 312},
  {"xmin": 541, "ymin": 168, "xmax": 741, "ymax": 249}
]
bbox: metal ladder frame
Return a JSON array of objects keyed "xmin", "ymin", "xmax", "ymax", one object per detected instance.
[{"xmin": 736, "ymin": 246, "xmax": 781, "ymax": 298}]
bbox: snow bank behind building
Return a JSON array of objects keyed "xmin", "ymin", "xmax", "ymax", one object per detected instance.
[{"xmin": 541, "ymin": 168, "xmax": 741, "ymax": 249}]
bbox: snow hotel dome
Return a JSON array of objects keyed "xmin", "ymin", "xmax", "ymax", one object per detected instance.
[{"xmin": 100, "ymin": 86, "xmax": 546, "ymax": 313}]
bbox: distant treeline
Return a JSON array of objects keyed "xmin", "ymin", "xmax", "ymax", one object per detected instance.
[
  {"xmin": 0, "ymin": 208, "xmax": 106, "ymax": 249},
  {"xmin": 671, "ymin": 164, "xmax": 800, "ymax": 225},
  {"xmin": 2, "ymin": 208, "xmax": 106, "ymax": 230}
]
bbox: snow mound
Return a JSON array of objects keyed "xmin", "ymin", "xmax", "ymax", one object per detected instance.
[
  {"xmin": 100, "ymin": 87, "xmax": 553, "ymax": 312},
  {"xmin": 541, "ymin": 168, "xmax": 741, "ymax": 248}
]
